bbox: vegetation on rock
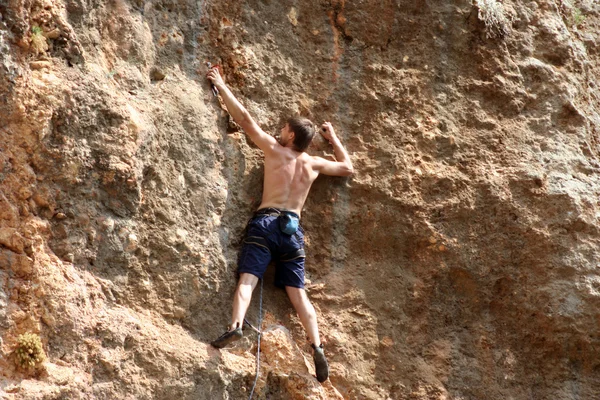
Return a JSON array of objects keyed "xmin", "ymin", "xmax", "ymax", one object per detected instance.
[
  {"xmin": 475, "ymin": 0, "xmax": 512, "ymax": 38},
  {"xmin": 15, "ymin": 332, "xmax": 46, "ymax": 369}
]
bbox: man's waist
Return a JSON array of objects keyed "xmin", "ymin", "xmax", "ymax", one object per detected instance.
[{"xmin": 255, "ymin": 207, "xmax": 300, "ymax": 219}]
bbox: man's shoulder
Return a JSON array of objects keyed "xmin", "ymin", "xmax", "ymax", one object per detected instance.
[
  {"xmin": 300, "ymin": 152, "xmax": 323, "ymax": 167},
  {"xmin": 305, "ymin": 153, "xmax": 326, "ymax": 164},
  {"xmin": 299, "ymin": 151, "xmax": 321, "ymax": 161},
  {"xmin": 264, "ymin": 142, "xmax": 285, "ymax": 157},
  {"xmin": 268, "ymin": 146, "xmax": 310, "ymax": 159}
]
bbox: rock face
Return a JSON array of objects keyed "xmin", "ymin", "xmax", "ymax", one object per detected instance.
[{"xmin": 1, "ymin": 0, "xmax": 600, "ymax": 398}]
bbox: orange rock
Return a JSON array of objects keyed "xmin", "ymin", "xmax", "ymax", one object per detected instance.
[
  {"xmin": 260, "ymin": 325, "xmax": 344, "ymax": 398},
  {"xmin": 0, "ymin": 228, "xmax": 25, "ymax": 253}
]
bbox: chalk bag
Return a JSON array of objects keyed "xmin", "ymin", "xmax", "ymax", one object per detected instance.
[{"xmin": 278, "ymin": 213, "xmax": 299, "ymax": 235}]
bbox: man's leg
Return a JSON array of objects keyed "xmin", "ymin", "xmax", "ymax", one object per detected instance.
[
  {"xmin": 211, "ymin": 273, "xmax": 259, "ymax": 348},
  {"xmin": 231, "ymin": 272, "xmax": 259, "ymax": 330},
  {"xmin": 286, "ymin": 286, "xmax": 329, "ymax": 383},
  {"xmin": 285, "ymin": 286, "xmax": 321, "ymax": 346},
  {"xmin": 212, "ymin": 212, "xmax": 272, "ymax": 349}
]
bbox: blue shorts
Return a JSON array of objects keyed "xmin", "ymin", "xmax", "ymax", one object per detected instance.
[{"xmin": 237, "ymin": 209, "xmax": 306, "ymax": 289}]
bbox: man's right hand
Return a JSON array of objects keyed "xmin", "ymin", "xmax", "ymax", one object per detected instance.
[
  {"xmin": 207, "ymin": 67, "xmax": 226, "ymax": 89},
  {"xmin": 206, "ymin": 65, "xmax": 278, "ymax": 153},
  {"xmin": 320, "ymin": 122, "xmax": 336, "ymax": 143}
]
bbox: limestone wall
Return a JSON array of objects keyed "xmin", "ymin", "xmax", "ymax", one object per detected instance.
[{"xmin": 1, "ymin": 0, "xmax": 599, "ymax": 398}]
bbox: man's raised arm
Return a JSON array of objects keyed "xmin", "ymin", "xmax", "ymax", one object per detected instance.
[
  {"xmin": 207, "ymin": 67, "xmax": 276, "ymax": 153},
  {"xmin": 313, "ymin": 122, "xmax": 354, "ymax": 177}
]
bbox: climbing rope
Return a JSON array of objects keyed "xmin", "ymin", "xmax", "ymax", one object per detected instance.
[{"xmin": 246, "ymin": 278, "xmax": 263, "ymax": 400}]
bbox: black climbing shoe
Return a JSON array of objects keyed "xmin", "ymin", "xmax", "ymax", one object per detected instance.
[
  {"xmin": 312, "ymin": 343, "xmax": 329, "ymax": 383},
  {"xmin": 211, "ymin": 325, "xmax": 243, "ymax": 348}
]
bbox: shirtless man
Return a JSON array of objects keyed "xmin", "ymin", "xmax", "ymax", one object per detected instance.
[{"xmin": 207, "ymin": 67, "xmax": 353, "ymax": 383}]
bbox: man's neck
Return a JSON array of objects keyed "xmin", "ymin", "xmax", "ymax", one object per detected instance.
[{"xmin": 284, "ymin": 143, "xmax": 301, "ymax": 153}]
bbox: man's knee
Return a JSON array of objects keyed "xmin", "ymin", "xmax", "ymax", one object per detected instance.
[
  {"xmin": 285, "ymin": 286, "xmax": 310, "ymax": 307},
  {"xmin": 238, "ymin": 272, "xmax": 259, "ymax": 288}
]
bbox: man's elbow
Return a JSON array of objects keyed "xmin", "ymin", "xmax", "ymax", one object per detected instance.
[
  {"xmin": 236, "ymin": 112, "xmax": 251, "ymax": 127},
  {"xmin": 341, "ymin": 164, "xmax": 354, "ymax": 176}
]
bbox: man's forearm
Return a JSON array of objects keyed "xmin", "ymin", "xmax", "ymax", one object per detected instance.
[
  {"xmin": 215, "ymin": 83, "xmax": 250, "ymax": 124},
  {"xmin": 330, "ymin": 135, "xmax": 353, "ymax": 169}
]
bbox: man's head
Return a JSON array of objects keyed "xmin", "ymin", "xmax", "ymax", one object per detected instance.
[{"xmin": 279, "ymin": 117, "xmax": 315, "ymax": 152}]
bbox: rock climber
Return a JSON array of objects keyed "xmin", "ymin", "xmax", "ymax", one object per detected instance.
[{"xmin": 206, "ymin": 66, "xmax": 353, "ymax": 383}]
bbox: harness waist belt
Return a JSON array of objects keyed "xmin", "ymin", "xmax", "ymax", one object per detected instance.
[
  {"xmin": 255, "ymin": 207, "xmax": 300, "ymax": 219},
  {"xmin": 280, "ymin": 248, "xmax": 306, "ymax": 261}
]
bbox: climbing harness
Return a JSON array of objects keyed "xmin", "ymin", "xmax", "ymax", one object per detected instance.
[
  {"xmin": 245, "ymin": 278, "xmax": 263, "ymax": 400},
  {"xmin": 255, "ymin": 207, "xmax": 300, "ymax": 236}
]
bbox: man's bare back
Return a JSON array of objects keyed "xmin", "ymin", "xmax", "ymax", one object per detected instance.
[
  {"xmin": 259, "ymin": 120, "xmax": 353, "ymax": 216},
  {"xmin": 260, "ymin": 149, "xmax": 316, "ymax": 216}
]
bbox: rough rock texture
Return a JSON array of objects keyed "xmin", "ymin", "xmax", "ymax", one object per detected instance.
[{"xmin": 1, "ymin": 0, "xmax": 600, "ymax": 398}]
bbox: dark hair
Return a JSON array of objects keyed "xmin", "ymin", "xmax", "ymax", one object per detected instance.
[{"xmin": 287, "ymin": 117, "xmax": 315, "ymax": 152}]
